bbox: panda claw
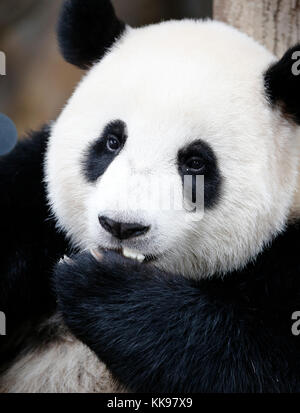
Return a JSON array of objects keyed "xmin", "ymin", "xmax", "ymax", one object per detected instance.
[{"xmin": 59, "ymin": 255, "xmax": 73, "ymax": 265}]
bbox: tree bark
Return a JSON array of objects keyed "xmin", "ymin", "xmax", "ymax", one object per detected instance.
[{"xmin": 214, "ymin": 0, "xmax": 300, "ymax": 57}]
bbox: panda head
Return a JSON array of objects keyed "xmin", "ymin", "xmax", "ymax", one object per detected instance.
[{"xmin": 46, "ymin": 0, "xmax": 300, "ymax": 278}]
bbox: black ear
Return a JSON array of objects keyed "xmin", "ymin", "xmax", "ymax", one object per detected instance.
[
  {"xmin": 264, "ymin": 45, "xmax": 300, "ymax": 124},
  {"xmin": 57, "ymin": 0, "xmax": 126, "ymax": 69}
]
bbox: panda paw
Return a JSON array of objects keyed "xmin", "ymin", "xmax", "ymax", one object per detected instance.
[
  {"xmin": 52, "ymin": 250, "xmax": 204, "ymax": 392},
  {"xmin": 52, "ymin": 249, "xmax": 163, "ymax": 365},
  {"xmin": 53, "ymin": 248, "xmax": 160, "ymax": 333},
  {"xmin": 54, "ymin": 249, "xmax": 147, "ymax": 304}
]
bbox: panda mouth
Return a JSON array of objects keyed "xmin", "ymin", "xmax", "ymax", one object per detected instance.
[{"xmin": 95, "ymin": 247, "xmax": 157, "ymax": 263}]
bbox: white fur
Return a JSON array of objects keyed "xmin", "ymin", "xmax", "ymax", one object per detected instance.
[
  {"xmin": 46, "ymin": 19, "xmax": 300, "ymax": 278},
  {"xmin": 0, "ymin": 334, "xmax": 121, "ymax": 393}
]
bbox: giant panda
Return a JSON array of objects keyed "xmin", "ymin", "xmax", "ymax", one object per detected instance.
[{"xmin": 1, "ymin": 0, "xmax": 300, "ymax": 393}]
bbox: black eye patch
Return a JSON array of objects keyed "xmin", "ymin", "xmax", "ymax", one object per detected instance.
[
  {"xmin": 177, "ymin": 140, "xmax": 222, "ymax": 209},
  {"xmin": 83, "ymin": 120, "xmax": 127, "ymax": 183}
]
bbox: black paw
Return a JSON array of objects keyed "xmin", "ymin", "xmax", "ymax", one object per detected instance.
[
  {"xmin": 52, "ymin": 249, "xmax": 160, "ymax": 366},
  {"xmin": 54, "ymin": 248, "xmax": 146, "ymax": 295},
  {"xmin": 53, "ymin": 249, "xmax": 156, "ymax": 333},
  {"xmin": 54, "ymin": 251, "xmax": 117, "ymax": 305},
  {"xmin": 52, "ymin": 249, "xmax": 202, "ymax": 393}
]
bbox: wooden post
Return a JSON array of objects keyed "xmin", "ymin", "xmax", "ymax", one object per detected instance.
[{"xmin": 214, "ymin": 0, "xmax": 300, "ymax": 57}]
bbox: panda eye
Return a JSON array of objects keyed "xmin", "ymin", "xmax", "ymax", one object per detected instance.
[
  {"xmin": 185, "ymin": 157, "xmax": 205, "ymax": 174},
  {"xmin": 106, "ymin": 135, "xmax": 121, "ymax": 152}
]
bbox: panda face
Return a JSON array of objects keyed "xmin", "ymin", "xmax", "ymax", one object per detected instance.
[{"xmin": 46, "ymin": 20, "xmax": 300, "ymax": 278}]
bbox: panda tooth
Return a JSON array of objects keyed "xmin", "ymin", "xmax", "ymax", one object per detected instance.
[{"xmin": 122, "ymin": 248, "xmax": 145, "ymax": 263}]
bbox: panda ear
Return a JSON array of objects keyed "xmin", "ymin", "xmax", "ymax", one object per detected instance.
[
  {"xmin": 264, "ymin": 45, "xmax": 300, "ymax": 125},
  {"xmin": 57, "ymin": 0, "xmax": 126, "ymax": 69}
]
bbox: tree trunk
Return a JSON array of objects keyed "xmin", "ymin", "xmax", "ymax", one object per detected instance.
[
  {"xmin": 214, "ymin": 0, "xmax": 300, "ymax": 57},
  {"xmin": 113, "ymin": 0, "xmax": 212, "ymax": 27}
]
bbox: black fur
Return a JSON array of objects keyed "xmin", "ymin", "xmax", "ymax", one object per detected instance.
[
  {"xmin": 177, "ymin": 140, "xmax": 222, "ymax": 209},
  {"xmin": 58, "ymin": 0, "xmax": 125, "ymax": 69},
  {"xmin": 264, "ymin": 44, "xmax": 300, "ymax": 124},
  {"xmin": 0, "ymin": 128, "xmax": 68, "ymax": 367},
  {"xmin": 54, "ymin": 222, "xmax": 300, "ymax": 393},
  {"xmin": 83, "ymin": 120, "xmax": 127, "ymax": 182}
]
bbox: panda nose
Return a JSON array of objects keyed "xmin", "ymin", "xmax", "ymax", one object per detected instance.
[{"xmin": 99, "ymin": 216, "xmax": 150, "ymax": 240}]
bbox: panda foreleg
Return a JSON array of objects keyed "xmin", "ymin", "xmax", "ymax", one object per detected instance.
[{"xmin": 54, "ymin": 249, "xmax": 275, "ymax": 393}]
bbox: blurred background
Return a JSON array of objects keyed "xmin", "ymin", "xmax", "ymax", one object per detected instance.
[{"xmin": 0, "ymin": 0, "xmax": 212, "ymax": 138}]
